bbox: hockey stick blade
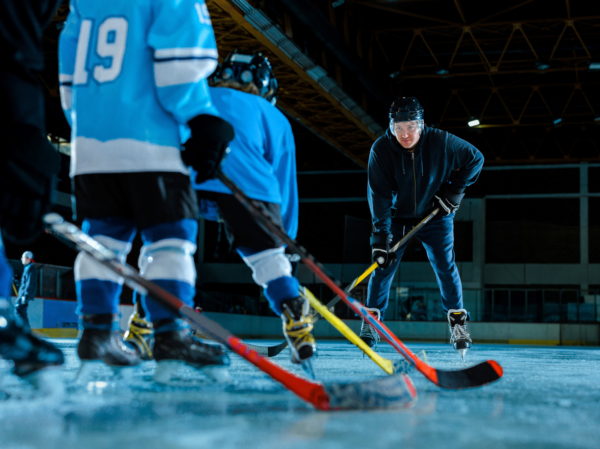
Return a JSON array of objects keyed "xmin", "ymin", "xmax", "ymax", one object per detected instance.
[
  {"xmin": 43, "ymin": 213, "xmax": 417, "ymax": 411},
  {"xmin": 217, "ymin": 172, "xmax": 504, "ymax": 390}
]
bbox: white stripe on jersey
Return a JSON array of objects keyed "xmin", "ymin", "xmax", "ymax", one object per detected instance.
[
  {"xmin": 70, "ymin": 137, "xmax": 189, "ymax": 177},
  {"xmin": 154, "ymin": 59, "xmax": 218, "ymax": 87},
  {"xmin": 154, "ymin": 47, "xmax": 218, "ymax": 59},
  {"xmin": 60, "ymin": 85, "xmax": 72, "ymax": 111},
  {"xmin": 59, "ymin": 74, "xmax": 74, "ymax": 82}
]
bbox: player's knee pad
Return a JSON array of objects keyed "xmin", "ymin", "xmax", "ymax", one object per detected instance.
[
  {"xmin": 75, "ymin": 235, "xmax": 132, "ymax": 284},
  {"xmin": 138, "ymin": 239, "xmax": 197, "ymax": 286},
  {"xmin": 241, "ymin": 247, "xmax": 292, "ymax": 288}
]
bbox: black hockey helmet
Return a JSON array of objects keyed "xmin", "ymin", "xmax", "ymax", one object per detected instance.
[
  {"xmin": 389, "ymin": 97, "xmax": 424, "ymax": 122},
  {"xmin": 214, "ymin": 50, "xmax": 279, "ymax": 105}
]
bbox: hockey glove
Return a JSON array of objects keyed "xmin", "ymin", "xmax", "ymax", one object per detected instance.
[
  {"xmin": 370, "ymin": 233, "xmax": 397, "ymax": 269},
  {"xmin": 432, "ymin": 184, "xmax": 465, "ymax": 216},
  {"xmin": 0, "ymin": 126, "xmax": 60, "ymax": 244},
  {"xmin": 182, "ymin": 115, "xmax": 235, "ymax": 184}
]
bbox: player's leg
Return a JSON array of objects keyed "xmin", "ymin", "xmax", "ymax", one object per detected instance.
[
  {"xmin": 75, "ymin": 217, "xmax": 141, "ymax": 369},
  {"xmin": 417, "ymin": 215, "xmax": 471, "ymax": 358},
  {"xmin": 212, "ymin": 193, "xmax": 316, "ymax": 366},
  {"xmin": 139, "ymin": 218, "xmax": 230, "ymax": 381},
  {"xmin": 362, "ymin": 222, "xmax": 409, "ymax": 347},
  {"xmin": 123, "ymin": 294, "xmax": 154, "ymax": 361},
  {"xmin": 0, "ymin": 234, "xmax": 64, "ymax": 383}
]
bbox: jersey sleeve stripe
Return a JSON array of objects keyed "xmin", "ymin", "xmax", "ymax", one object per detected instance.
[
  {"xmin": 60, "ymin": 85, "xmax": 73, "ymax": 111},
  {"xmin": 59, "ymin": 74, "xmax": 74, "ymax": 82},
  {"xmin": 154, "ymin": 59, "xmax": 218, "ymax": 87},
  {"xmin": 154, "ymin": 47, "xmax": 218, "ymax": 59}
]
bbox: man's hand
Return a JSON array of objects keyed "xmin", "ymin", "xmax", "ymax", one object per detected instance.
[
  {"xmin": 433, "ymin": 184, "xmax": 465, "ymax": 216},
  {"xmin": 182, "ymin": 115, "xmax": 235, "ymax": 184},
  {"xmin": 370, "ymin": 233, "xmax": 397, "ymax": 269}
]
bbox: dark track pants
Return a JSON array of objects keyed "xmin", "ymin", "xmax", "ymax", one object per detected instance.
[
  {"xmin": 366, "ymin": 215, "xmax": 466, "ymax": 320},
  {"xmin": 14, "ymin": 299, "xmax": 30, "ymax": 329}
]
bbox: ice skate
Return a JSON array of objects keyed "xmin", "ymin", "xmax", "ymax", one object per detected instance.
[
  {"xmin": 281, "ymin": 296, "xmax": 317, "ymax": 379},
  {"xmin": 123, "ymin": 305, "xmax": 154, "ymax": 361},
  {"xmin": 359, "ymin": 308, "xmax": 381, "ymax": 351},
  {"xmin": 77, "ymin": 314, "xmax": 141, "ymax": 381},
  {"xmin": 153, "ymin": 322, "xmax": 230, "ymax": 383},
  {"xmin": 447, "ymin": 309, "xmax": 472, "ymax": 361},
  {"xmin": 0, "ymin": 307, "xmax": 64, "ymax": 392}
]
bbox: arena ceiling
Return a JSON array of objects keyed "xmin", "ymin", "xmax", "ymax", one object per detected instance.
[{"xmin": 43, "ymin": 0, "xmax": 600, "ymax": 167}]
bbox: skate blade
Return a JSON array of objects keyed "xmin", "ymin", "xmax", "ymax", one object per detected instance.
[
  {"xmin": 109, "ymin": 365, "xmax": 139, "ymax": 380},
  {"xmin": 459, "ymin": 349, "xmax": 468, "ymax": 362},
  {"xmin": 24, "ymin": 367, "xmax": 65, "ymax": 397},
  {"xmin": 154, "ymin": 360, "xmax": 184, "ymax": 384},
  {"xmin": 76, "ymin": 361, "xmax": 102, "ymax": 383},
  {"xmin": 300, "ymin": 358, "xmax": 316, "ymax": 380},
  {"xmin": 200, "ymin": 365, "xmax": 230, "ymax": 383}
]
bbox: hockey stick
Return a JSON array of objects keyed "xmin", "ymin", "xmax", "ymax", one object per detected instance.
[
  {"xmin": 218, "ymin": 171, "xmax": 503, "ymax": 389},
  {"xmin": 301, "ymin": 287, "xmax": 396, "ymax": 375},
  {"xmin": 43, "ymin": 213, "xmax": 417, "ymax": 411},
  {"xmin": 242, "ymin": 210, "xmax": 439, "ymax": 357}
]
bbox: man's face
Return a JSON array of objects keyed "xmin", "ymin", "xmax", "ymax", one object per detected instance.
[
  {"xmin": 392, "ymin": 121, "xmax": 421, "ymax": 149},
  {"xmin": 21, "ymin": 256, "xmax": 30, "ymax": 265}
]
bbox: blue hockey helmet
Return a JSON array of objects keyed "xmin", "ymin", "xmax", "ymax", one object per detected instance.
[
  {"xmin": 389, "ymin": 97, "xmax": 424, "ymax": 122},
  {"xmin": 215, "ymin": 50, "xmax": 279, "ymax": 105}
]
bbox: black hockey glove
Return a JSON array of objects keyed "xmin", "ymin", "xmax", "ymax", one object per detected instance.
[
  {"xmin": 182, "ymin": 115, "xmax": 235, "ymax": 184},
  {"xmin": 0, "ymin": 126, "xmax": 60, "ymax": 244},
  {"xmin": 432, "ymin": 184, "xmax": 465, "ymax": 216},
  {"xmin": 370, "ymin": 233, "xmax": 397, "ymax": 269}
]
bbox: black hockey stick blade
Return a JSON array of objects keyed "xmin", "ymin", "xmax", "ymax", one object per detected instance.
[
  {"xmin": 43, "ymin": 213, "xmax": 418, "ymax": 410},
  {"xmin": 241, "ymin": 340, "xmax": 289, "ymax": 357}
]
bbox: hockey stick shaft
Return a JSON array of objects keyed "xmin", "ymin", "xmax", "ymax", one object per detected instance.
[
  {"xmin": 218, "ymin": 172, "xmax": 503, "ymax": 389},
  {"xmin": 314, "ymin": 209, "xmax": 439, "ymax": 319},
  {"xmin": 301, "ymin": 287, "xmax": 395, "ymax": 375}
]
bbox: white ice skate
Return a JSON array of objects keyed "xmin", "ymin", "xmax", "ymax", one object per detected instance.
[{"xmin": 447, "ymin": 309, "xmax": 472, "ymax": 361}]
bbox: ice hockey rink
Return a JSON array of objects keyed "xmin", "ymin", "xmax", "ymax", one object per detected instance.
[{"xmin": 1, "ymin": 339, "xmax": 599, "ymax": 449}]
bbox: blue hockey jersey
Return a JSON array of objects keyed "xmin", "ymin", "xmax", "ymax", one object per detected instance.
[
  {"xmin": 58, "ymin": 0, "xmax": 219, "ymax": 177},
  {"xmin": 193, "ymin": 87, "xmax": 299, "ymax": 239}
]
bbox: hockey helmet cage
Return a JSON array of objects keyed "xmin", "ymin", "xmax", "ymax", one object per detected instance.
[
  {"xmin": 389, "ymin": 96, "xmax": 424, "ymax": 122},
  {"xmin": 215, "ymin": 50, "xmax": 279, "ymax": 105}
]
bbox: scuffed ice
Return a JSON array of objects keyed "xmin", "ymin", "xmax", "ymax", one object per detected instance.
[{"xmin": 0, "ymin": 339, "xmax": 599, "ymax": 449}]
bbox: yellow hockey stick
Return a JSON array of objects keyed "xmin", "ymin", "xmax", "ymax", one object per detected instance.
[{"xmin": 301, "ymin": 287, "xmax": 396, "ymax": 375}]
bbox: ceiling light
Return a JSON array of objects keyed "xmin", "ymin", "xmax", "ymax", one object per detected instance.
[
  {"xmin": 332, "ymin": 0, "xmax": 345, "ymax": 7},
  {"xmin": 589, "ymin": 61, "xmax": 600, "ymax": 71},
  {"xmin": 434, "ymin": 65, "xmax": 449, "ymax": 75},
  {"xmin": 553, "ymin": 117, "xmax": 562, "ymax": 125},
  {"xmin": 468, "ymin": 119, "xmax": 480, "ymax": 127},
  {"xmin": 389, "ymin": 71, "xmax": 401, "ymax": 79},
  {"xmin": 535, "ymin": 60, "xmax": 550, "ymax": 71}
]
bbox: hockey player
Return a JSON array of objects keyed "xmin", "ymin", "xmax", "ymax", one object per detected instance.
[
  {"xmin": 198, "ymin": 51, "xmax": 316, "ymax": 369},
  {"xmin": 58, "ymin": 0, "xmax": 233, "ymax": 380},
  {"xmin": 127, "ymin": 50, "xmax": 316, "ymax": 370},
  {"xmin": 0, "ymin": 0, "xmax": 65, "ymax": 384},
  {"xmin": 362, "ymin": 97, "xmax": 483, "ymax": 360}
]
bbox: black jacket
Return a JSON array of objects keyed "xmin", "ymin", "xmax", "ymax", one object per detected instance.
[
  {"xmin": 17, "ymin": 263, "xmax": 37, "ymax": 300},
  {"xmin": 368, "ymin": 126, "xmax": 484, "ymax": 234}
]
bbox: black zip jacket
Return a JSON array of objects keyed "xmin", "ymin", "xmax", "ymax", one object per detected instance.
[{"xmin": 368, "ymin": 126, "xmax": 484, "ymax": 234}]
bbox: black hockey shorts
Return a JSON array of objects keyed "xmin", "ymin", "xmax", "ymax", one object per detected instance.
[
  {"xmin": 197, "ymin": 191, "xmax": 286, "ymax": 251},
  {"xmin": 73, "ymin": 172, "xmax": 198, "ymax": 229}
]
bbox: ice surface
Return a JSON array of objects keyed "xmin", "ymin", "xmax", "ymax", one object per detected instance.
[{"xmin": 1, "ymin": 339, "xmax": 600, "ymax": 449}]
